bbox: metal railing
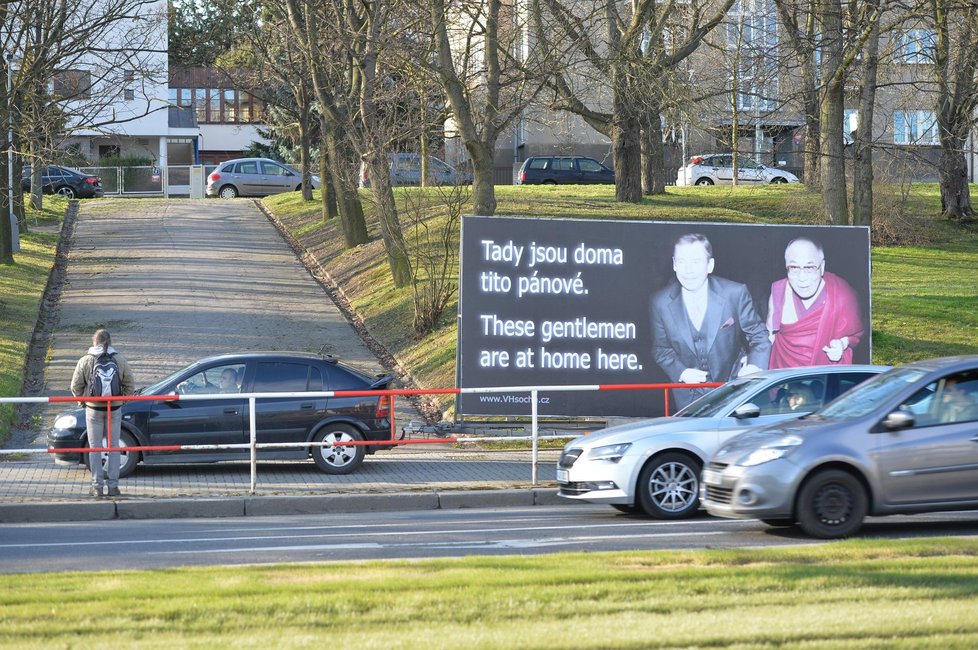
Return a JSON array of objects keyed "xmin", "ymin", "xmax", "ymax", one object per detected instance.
[{"xmin": 0, "ymin": 381, "xmax": 721, "ymax": 493}]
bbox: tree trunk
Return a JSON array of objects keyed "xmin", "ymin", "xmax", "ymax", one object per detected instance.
[
  {"xmin": 325, "ymin": 126, "xmax": 368, "ymax": 247},
  {"xmin": 0, "ymin": 138, "xmax": 12, "ymax": 263},
  {"xmin": 818, "ymin": 0, "xmax": 848, "ymax": 224},
  {"xmin": 938, "ymin": 131, "xmax": 974, "ymax": 220},
  {"xmin": 640, "ymin": 100, "xmax": 667, "ymax": 195},
  {"xmin": 299, "ymin": 97, "xmax": 313, "ymax": 201},
  {"xmin": 319, "ymin": 134, "xmax": 338, "ymax": 221},
  {"xmin": 467, "ymin": 142, "xmax": 497, "ymax": 215},
  {"xmin": 365, "ymin": 153, "xmax": 412, "ymax": 287},
  {"xmin": 851, "ymin": 12, "xmax": 879, "ymax": 227}
]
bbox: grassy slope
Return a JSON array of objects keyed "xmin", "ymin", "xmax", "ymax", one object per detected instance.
[
  {"xmin": 2, "ymin": 540, "xmax": 978, "ymax": 648},
  {"xmin": 0, "ymin": 199, "xmax": 68, "ymax": 442},
  {"xmin": 264, "ymin": 183, "xmax": 978, "ymax": 413}
]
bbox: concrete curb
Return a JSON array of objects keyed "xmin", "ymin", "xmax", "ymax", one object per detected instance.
[{"xmin": 0, "ymin": 489, "xmax": 570, "ymax": 523}]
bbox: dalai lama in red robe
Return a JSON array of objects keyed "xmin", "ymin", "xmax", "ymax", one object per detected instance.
[{"xmin": 767, "ymin": 237, "xmax": 864, "ymax": 368}]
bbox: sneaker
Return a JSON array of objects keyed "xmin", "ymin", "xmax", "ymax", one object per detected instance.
[
  {"xmin": 90, "ymin": 486, "xmax": 103, "ymax": 498},
  {"xmin": 107, "ymin": 487, "xmax": 121, "ymax": 497}
]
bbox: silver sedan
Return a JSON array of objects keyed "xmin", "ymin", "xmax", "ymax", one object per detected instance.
[{"xmin": 556, "ymin": 365, "xmax": 885, "ymax": 518}]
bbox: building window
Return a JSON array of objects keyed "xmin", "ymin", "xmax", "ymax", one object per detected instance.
[
  {"xmin": 844, "ymin": 109, "xmax": 859, "ymax": 143},
  {"xmin": 124, "ymin": 89, "xmax": 135, "ymax": 101},
  {"xmin": 51, "ymin": 70, "xmax": 92, "ymax": 100},
  {"xmin": 239, "ymin": 93, "xmax": 252, "ymax": 122},
  {"xmin": 894, "ymin": 29, "xmax": 936, "ymax": 64},
  {"xmin": 726, "ymin": 0, "xmax": 779, "ymax": 112},
  {"xmin": 208, "ymin": 88, "xmax": 220, "ymax": 122},
  {"xmin": 894, "ymin": 111, "xmax": 939, "ymax": 145},
  {"xmin": 194, "ymin": 88, "xmax": 207, "ymax": 123},
  {"xmin": 223, "ymin": 89, "xmax": 236, "ymax": 122},
  {"xmin": 123, "ymin": 70, "xmax": 135, "ymax": 83},
  {"xmin": 168, "ymin": 88, "xmax": 177, "ymax": 105}
]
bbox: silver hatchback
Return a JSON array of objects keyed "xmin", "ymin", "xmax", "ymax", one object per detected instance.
[
  {"xmin": 207, "ymin": 158, "xmax": 320, "ymax": 198},
  {"xmin": 702, "ymin": 356, "xmax": 978, "ymax": 538}
]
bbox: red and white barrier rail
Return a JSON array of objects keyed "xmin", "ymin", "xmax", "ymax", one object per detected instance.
[{"xmin": 0, "ymin": 381, "xmax": 722, "ymax": 490}]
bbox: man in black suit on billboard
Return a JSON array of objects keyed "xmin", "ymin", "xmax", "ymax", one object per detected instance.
[{"xmin": 651, "ymin": 233, "xmax": 771, "ymax": 409}]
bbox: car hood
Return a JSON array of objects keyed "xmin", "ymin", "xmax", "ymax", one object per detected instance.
[
  {"xmin": 564, "ymin": 415, "xmax": 719, "ymax": 449},
  {"xmin": 713, "ymin": 416, "xmax": 833, "ymax": 460}
]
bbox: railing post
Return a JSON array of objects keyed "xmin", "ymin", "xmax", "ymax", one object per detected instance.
[
  {"xmin": 531, "ymin": 389, "xmax": 539, "ymax": 486},
  {"xmin": 249, "ymin": 397, "xmax": 257, "ymax": 494}
]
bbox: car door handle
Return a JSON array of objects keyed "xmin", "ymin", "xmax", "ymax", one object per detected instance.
[
  {"xmin": 299, "ymin": 403, "xmax": 314, "ymax": 410},
  {"xmin": 223, "ymin": 408, "xmax": 238, "ymax": 415}
]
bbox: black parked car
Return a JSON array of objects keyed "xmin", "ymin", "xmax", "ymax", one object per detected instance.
[
  {"xmin": 22, "ymin": 165, "xmax": 104, "ymax": 199},
  {"xmin": 517, "ymin": 156, "xmax": 615, "ymax": 185},
  {"xmin": 48, "ymin": 352, "xmax": 395, "ymax": 476}
]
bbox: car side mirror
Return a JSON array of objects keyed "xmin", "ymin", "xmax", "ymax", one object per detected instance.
[
  {"xmin": 882, "ymin": 409, "xmax": 915, "ymax": 430},
  {"xmin": 733, "ymin": 403, "xmax": 761, "ymax": 419}
]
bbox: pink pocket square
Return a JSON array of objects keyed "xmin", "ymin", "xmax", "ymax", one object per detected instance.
[{"xmin": 721, "ymin": 317, "xmax": 734, "ymax": 328}]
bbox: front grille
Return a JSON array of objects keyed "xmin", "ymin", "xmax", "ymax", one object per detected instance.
[
  {"xmin": 707, "ymin": 461, "xmax": 729, "ymax": 472},
  {"xmin": 559, "ymin": 482, "xmax": 590, "ymax": 496},
  {"xmin": 705, "ymin": 485, "xmax": 733, "ymax": 504},
  {"xmin": 559, "ymin": 448, "xmax": 582, "ymax": 468}
]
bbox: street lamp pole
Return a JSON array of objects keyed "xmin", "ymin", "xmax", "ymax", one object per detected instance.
[{"xmin": 6, "ymin": 53, "xmax": 18, "ymax": 253}]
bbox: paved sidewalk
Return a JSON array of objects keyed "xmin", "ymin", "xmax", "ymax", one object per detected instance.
[{"xmin": 0, "ymin": 446, "xmax": 564, "ymax": 522}]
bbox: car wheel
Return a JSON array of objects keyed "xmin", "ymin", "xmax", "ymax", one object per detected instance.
[
  {"xmin": 218, "ymin": 185, "xmax": 239, "ymax": 199},
  {"xmin": 611, "ymin": 504, "xmax": 642, "ymax": 514},
  {"xmin": 770, "ymin": 177, "xmax": 789, "ymax": 184},
  {"xmin": 312, "ymin": 424, "xmax": 366, "ymax": 474},
  {"xmin": 57, "ymin": 186, "xmax": 76, "ymax": 199},
  {"xmin": 694, "ymin": 178, "xmax": 714, "ymax": 186},
  {"xmin": 636, "ymin": 452, "xmax": 702, "ymax": 519},
  {"xmin": 83, "ymin": 429, "xmax": 139, "ymax": 478},
  {"xmin": 760, "ymin": 518, "xmax": 795, "ymax": 527},
  {"xmin": 796, "ymin": 469, "xmax": 867, "ymax": 539}
]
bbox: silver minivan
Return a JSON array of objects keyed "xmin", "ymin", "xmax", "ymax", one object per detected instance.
[
  {"xmin": 702, "ymin": 356, "xmax": 978, "ymax": 538},
  {"xmin": 207, "ymin": 158, "xmax": 320, "ymax": 198},
  {"xmin": 359, "ymin": 153, "xmax": 472, "ymax": 188}
]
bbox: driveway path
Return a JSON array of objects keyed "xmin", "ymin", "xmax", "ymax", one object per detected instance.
[{"xmin": 14, "ymin": 197, "xmax": 403, "ymax": 442}]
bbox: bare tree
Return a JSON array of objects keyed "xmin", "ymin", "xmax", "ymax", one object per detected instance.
[
  {"xmin": 2, "ymin": 0, "xmax": 166, "ymax": 262},
  {"xmin": 931, "ymin": 0, "xmax": 978, "ymax": 220},
  {"xmin": 429, "ymin": 0, "xmax": 546, "ymax": 215},
  {"xmin": 280, "ymin": 0, "xmax": 369, "ymax": 248},
  {"xmin": 533, "ymin": 0, "xmax": 735, "ymax": 202},
  {"xmin": 849, "ymin": 0, "xmax": 881, "ymax": 226}
]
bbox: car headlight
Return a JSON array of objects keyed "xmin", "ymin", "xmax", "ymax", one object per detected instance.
[
  {"xmin": 740, "ymin": 435, "xmax": 803, "ymax": 467},
  {"xmin": 587, "ymin": 443, "xmax": 632, "ymax": 463},
  {"xmin": 54, "ymin": 414, "xmax": 79, "ymax": 430}
]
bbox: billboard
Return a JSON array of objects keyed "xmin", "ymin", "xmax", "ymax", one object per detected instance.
[{"xmin": 457, "ymin": 216, "xmax": 871, "ymax": 417}]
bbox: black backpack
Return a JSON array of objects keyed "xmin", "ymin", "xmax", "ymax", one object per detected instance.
[{"xmin": 88, "ymin": 352, "xmax": 122, "ymax": 397}]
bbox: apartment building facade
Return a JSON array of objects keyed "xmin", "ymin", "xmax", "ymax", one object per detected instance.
[{"xmin": 477, "ymin": 0, "xmax": 976, "ymax": 185}]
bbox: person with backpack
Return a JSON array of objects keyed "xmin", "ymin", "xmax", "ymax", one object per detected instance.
[{"xmin": 70, "ymin": 329, "xmax": 135, "ymax": 498}]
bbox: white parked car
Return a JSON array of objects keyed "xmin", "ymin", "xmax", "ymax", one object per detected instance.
[
  {"xmin": 556, "ymin": 365, "xmax": 887, "ymax": 518},
  {"xmin": 675, "ymin": 154, "xmax": 800, "ymax": 186}
]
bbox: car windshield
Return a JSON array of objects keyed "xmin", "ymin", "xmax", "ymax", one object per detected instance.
[
  {"xmin": 140, "ymin": 364, "xmax": 203, "ymax": 395},
  {"xmin": 815, "ymin": 367, "xmax": 928, "ymax": 419},
  {"xmin": 674, "ymin": 377, "xmax": 767, "ymax": 418}
]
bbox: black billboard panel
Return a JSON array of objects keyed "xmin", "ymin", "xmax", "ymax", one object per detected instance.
[{"xmin": 457, "ymin": 216, "xmax": 871, "ymax": 418}]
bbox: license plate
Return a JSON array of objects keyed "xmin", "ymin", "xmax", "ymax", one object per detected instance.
[
  {"xmin": 556, "ymin": 469, "xmax": 569, "ymax": 482},
  {"xmin": 701, "ymin": 469, "xmax": 723, "ymax": 486}
]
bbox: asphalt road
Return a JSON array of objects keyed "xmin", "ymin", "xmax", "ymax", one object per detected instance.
[{"xmin": 3, "ymin": 506, "xmax": 978, "ymax": 574}]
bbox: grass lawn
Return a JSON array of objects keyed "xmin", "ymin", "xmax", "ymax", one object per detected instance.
[
  {"xmin": 2, "ymin": 539, "xmax": 978, "ymax": 648},
  {"xmin": 264, "ymin": 182, "xmax": 978, "ymax": 415},
  {"xmin": 0, "ymin": 199, "xmax": 68, "ymax": 443}
]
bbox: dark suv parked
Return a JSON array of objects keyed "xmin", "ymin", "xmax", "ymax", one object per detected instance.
[
  {"xmin": 48, "ymin": 352, "xmax": 395, "ymax": 476},
  {"xmin": 517, "ymin": 156, "xmax": 615, "ymax": 185},
  {"xmin": 21, "ymin": 165, "xmax": 104, "ymax": 199}
]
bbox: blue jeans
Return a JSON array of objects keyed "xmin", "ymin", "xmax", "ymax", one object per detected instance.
[{"xmin": 85, "ymin": 407, "xmax": 121, "ymax": 489}]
